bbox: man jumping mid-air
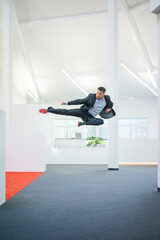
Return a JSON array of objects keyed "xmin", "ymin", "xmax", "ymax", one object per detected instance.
[{"xmin": 39, "ymin": 86, "xmax": 116, "ymax": 126}]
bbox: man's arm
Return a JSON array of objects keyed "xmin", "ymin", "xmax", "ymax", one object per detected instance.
[
  {"xmin": 103, "ymin": 95, "xmax": 113, "ymax": 114},
  {"xmin": 105, "ymin": 108, "xmax": 111, "ymax": 114},
  {"xmin": 61, "ymin": 95, "xmax": 90, "ymax": 105},
  {"xmin": 105, "ymin": 95, "xmax": 113, "ymax": 109}
]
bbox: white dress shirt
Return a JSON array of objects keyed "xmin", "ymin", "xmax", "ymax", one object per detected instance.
[{"xmin": 88, "ymin": 98, "xmax": 106, "ymax": 117}]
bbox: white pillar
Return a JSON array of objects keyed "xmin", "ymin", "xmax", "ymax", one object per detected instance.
[
  {"xmin": 157, "ymin": 13, "xmax": 160, "ymax": 191},
  {"xmin": 2, "ymin": 0, "xmax": 13, "ymax": 131},
  {"xmin": 151, "ymin": 0, "xmax": 160, "ymax": 191},
  {"xmin": 0, "ymin": 110, "xmax": 6, "ymax": 206},
  {"xmin": 107, "ymin": 0, "xmax": 119, "ymax": 170}
]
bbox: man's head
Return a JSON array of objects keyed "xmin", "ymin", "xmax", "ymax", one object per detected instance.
[{"xmin": 96, "ymin": 86, "xmax": 106, "ymax": 100}]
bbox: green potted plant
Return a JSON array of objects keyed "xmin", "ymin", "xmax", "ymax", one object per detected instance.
[{"xmin": 86, "ymin": 136, "xmax": 107, "ymax": 147}]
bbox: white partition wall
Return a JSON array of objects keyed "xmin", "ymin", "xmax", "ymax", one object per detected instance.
[
  {"xmin": 6, "ymin": 132, "xmax": 45, "ymax": 172},
  {"xmin": 48, "ymin": 147, "xmax": 108, "ymax": 165},
  {"xmin": 0, "ymin": 110, "xmax": 6, "ymax": 206},
  {"xmin": 4, "ymin": 104, "xmax": 53, "ymax": 172},
  {"xmin": 12, "ymin": 104, "xmax": 54, "ymax": 148},
  {"xmin": 10, "ymin": 104, "xmax": 54, "ymax": 168}
]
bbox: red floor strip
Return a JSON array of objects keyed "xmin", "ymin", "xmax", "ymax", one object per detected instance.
[{"xmin": 6, "ymin": 172, "xmax": 43, "ymax": 201}]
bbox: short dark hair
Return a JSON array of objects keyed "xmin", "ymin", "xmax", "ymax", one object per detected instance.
[{"xmin": 97, "ymin": 86, "xmax": 106, "ymax": 93}]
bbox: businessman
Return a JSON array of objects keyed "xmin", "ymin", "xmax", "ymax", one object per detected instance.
[{"xmin": 39, "ymin": 86, "xmax": 116, "ymax": 126}]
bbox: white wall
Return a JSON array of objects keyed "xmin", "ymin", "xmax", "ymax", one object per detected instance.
[
  {"xmin": 119, "ymin": 139, "xmax": 158, "ymax": 163},
  {"xmin": 119, "ymin": 98, "xmax": 158, "ymax": 139},
  {"xmin": 46, "ymin": 139, "xmax": 158, "ymax": 164},
  {"xmin": 0, "ymin": 110, "xmax": 6, "ymax": 206},
  {"xmin": 48, "ymin": 147, "xmax": 108, "ymax": 165}
]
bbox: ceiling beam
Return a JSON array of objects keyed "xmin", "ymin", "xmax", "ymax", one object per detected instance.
[
  {"xmin": 120, "ymin": 61, "xmax": 158, "ymax": 96},
  {"xmin": 121, "ymin": 0, "xmax": 157, "ymax": 90},
  {"xmin": 19, "ymin": 11, "xmax": 108, "ymax": 28},
  {"xmin": 61, "ymin": 68, "xmax": 88, "ymax": 96},
  {"xmin": 2, "ymin": 0, "xmax": 13, "ymax": 131},
  {"xmin": 13, "ymin": 2, "xmax": 41, "ymax": 102},
  {"xmin": 129, "ymin": 0, "xmax": 150, "ymax": 14},
  {"xmin": 26, "ymin": 89, "xmax": 38, "ymax": 102}
]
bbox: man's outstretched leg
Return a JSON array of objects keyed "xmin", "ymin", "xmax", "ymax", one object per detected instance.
[
  {"xmin": 39, "ymin": 107, "xmax": 86, "ymax": 119},
  {"xmin": 39, "ymin": 107, "xmax": 104, "ymax": 126}
]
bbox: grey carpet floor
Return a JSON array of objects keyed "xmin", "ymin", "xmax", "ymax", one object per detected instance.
[{"xmin": 0, "ymin": 165, "xmax": 160, "ymax": 240}]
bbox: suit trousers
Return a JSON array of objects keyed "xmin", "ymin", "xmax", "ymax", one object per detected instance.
[{"xmin": 47, "ymin": 107, "xmax": 104, "ymax": 126}]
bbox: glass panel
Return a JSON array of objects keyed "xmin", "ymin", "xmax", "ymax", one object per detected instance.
[
  {"xmin": 84, "ymin": 127, "xmax": 96, "ymax": 139},
  {"xmin": 68, "ymin": 120, "xmax": 77, "ymax": 126},
  {"xmin": 119, "ymin": 118, "xmax": 148, "ymax": 139},
  {"xmin": 54, "ymin": 118, "xmax": 148, "ymax": 145},
  {"xmin": 55, "ymin": 120, "xmax": 68, "ymax": 126},
  {"xmin": 55, "ymin": 127, "xmax": 66, "ymax": 139},
  {"xmin": 68, "ymin": 127, "xmax": 81, "ymax": 139},
  {"xmin": 99, "ymin": 127, "xmax": 108, "ymax": 139},
  {"xmin": 132, "ymin": 125, "xmax": 148, "ymax": 138}
]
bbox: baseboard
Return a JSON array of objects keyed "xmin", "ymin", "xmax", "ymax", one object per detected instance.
[
  {"xmin": 119, "ymin": 162, "xmax": 158, "ymax": 166},
  {"xmin": 108, "ymin": 168, "xmax": 119, "ymax": 170}
]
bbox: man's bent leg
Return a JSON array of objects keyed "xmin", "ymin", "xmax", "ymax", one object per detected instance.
[{"xmin": 84, "ymin": 117, "xmax": 104, "ymax": 126}]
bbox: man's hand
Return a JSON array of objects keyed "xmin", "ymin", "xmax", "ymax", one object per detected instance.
[
  {"xmin": 105, "ymin": 108, "xmax": 110, "ymax": 114},
  {"xmin": 61, "ymin": 102, "xmax": 67, "ymax": 105}
]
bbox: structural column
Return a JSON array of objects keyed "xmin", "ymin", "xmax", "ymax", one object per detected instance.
[
  {"xmin": 0, "ymin": 111, "xmax": 6, "ymax": 206},
  {"xmin": 107, "ymin": 0, "xmax": 119, "ymax": 170},
  {"xmin": 2, "ymin": 0, "xmax": 13, "ymax": 131},
  {"xmin": 157, "ymin": 14, "xmax": 160, "ymax": 191},
  {"xmin": 151, "ymin": 0, "xmax": 160, "ymax": 191}
]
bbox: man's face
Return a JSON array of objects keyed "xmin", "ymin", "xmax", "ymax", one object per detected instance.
[{"xmin": 96, "ymin": 90, "xmax": 105, "ymax": 100}]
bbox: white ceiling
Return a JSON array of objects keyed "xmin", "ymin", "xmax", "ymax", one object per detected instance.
[{"xmin": 0, "ymin": 0, "xmax": 158, "ymax": 103}]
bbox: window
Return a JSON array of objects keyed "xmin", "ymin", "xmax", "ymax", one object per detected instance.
[
  {"xmin": 54, "ymin": 118, "xmax": 148, "ymax": 148},
  {"xmin": 119, "ymin": 118, "xmax": 148, "ymax": 139},
  {"xmin": 54, "ymin": 119, "xmax": 108, "ymax": 140}
]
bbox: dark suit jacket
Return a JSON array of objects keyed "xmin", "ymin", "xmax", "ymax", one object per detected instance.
[{"xmin": 68, "ymin": 93, "xmax": 116, "ymax": 119}]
